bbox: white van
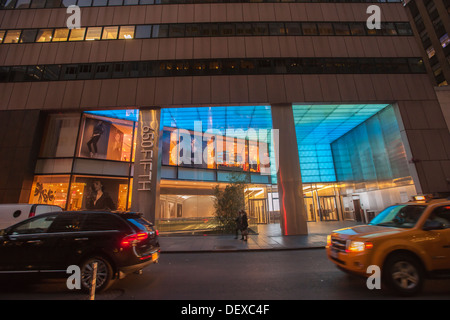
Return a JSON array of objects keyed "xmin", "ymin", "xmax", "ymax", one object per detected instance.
[{"xmin": 0, "ymin": 204, "xmax": 63, "ymax": 230}]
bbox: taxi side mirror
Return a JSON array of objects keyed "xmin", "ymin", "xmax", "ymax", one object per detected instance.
[{"xmin": 422, "ymin": 220, "xmax": 445, "ymax": 231}]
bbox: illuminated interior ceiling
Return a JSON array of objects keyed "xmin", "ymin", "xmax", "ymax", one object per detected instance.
[
  {"xmin": 86, "ymin": 104, "xmax": 391, "ymax": 184},
  {"xmin": 85, "ymin": 109, "xmax": 139, "ymax": 122},
  {"xmin": 292, "ymin": 104, "xmax": 389, "ymax": 144},
  {"xmin": 161, "ymin": 106, "xmax": 273, "ymax": 132},
  {"xmin": 292, "ymin": 104, "xmax": 390, "ymax": 183}
]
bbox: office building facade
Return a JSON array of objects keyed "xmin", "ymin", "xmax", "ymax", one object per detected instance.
[{"xmin": 0, "ymin": 0, "xmax": 449, "ymax": 235}]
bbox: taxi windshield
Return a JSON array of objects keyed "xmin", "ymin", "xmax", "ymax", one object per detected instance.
[{"xmin": 369, "ymin": 205, "xmax": 426, "ymax": 228}]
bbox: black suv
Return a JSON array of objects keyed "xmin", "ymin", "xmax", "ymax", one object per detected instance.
[{"xmin": 0, "ymin": 211, "xmax": 160, "ymax": 292}]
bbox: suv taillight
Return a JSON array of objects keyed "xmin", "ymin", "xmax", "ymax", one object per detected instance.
[{"xmin": 120, "ymin": 232, "xmax": 148, "ymax": 247}]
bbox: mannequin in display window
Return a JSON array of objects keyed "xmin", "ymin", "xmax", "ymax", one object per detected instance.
[
  {"xmin": 86, "ymin": 180, "xmax": 116, "ymax": 210},
  {"xmin": 87, "ymin": 120, "xmax": 104, "ymax": 158}
]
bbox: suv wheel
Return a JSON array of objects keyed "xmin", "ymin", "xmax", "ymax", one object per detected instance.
[
  {"xmin": 80, "ymin": 256, "xmax": 114, "ymax": 293},
  {"xmin": 383, "ymin": 253, "xmax": 423, "ymax": 296}
]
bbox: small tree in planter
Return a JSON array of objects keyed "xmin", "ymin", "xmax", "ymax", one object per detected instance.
[{"xmin": 212, "ymin": 175, "xmax": 247, "ymax": 233}]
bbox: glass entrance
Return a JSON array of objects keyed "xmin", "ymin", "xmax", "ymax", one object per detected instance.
[
  {"xmin": 304, "ymin": 197, "xmax": 316, "ymax": 222},
  {"xmin": 318, "ymin": 196, "xmax": 339, "ymax": 221},
  {"xmin": 249, "ymin": 199, "xmax": 268, "ymax": 224}
]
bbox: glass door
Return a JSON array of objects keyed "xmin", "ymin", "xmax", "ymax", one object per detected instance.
[
  {"xmin": 249, "ymin": 199, "xmax": 268, "ymax": 224},
  {"xmin": 304, "ymin": 197, "xmax": 316, "ymax": 222},
  {"xmin": 318, "ymin": 196, "xmax": 339, "ymax": 221}
]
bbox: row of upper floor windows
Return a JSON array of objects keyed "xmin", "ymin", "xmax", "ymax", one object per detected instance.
[
  {"xmin": 1, "ymin": 0, "xmax": 402, "ymax": 10},
  {"xmin": 0, "ymin": 21, "xmax": 413, "ymax": 44},
  {"xmin": 0, "ymin": 57, "xmax": 426, "ymax": 83}
]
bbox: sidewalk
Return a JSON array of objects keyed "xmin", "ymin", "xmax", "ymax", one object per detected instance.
[{"xmin": 158, "ymin": 220, "xmax": 362, "ymax": 253}]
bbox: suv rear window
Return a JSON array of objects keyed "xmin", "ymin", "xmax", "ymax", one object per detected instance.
[
  {"xmin": 48, "ymin": 213, "xmax": 84, "ymax": 232},
  {"xmin": 82, "ymin": 213, "xmax": 131, "ymax": 232},
  {"xmin": 127, "ymin": 217, "xmax": 154, "ymax": 232}
]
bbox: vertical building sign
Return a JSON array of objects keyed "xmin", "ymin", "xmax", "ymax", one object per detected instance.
[{"xmin": 131, "ymin": 108, "xmax": 162, "ymax": 224}]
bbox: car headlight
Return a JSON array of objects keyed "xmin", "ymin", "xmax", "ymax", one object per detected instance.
[{"xmin": 346, "ymin": 240, "xmax": 373, "ymax": 253}]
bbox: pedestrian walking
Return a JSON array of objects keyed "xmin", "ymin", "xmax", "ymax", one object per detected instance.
[
  {"xmin": 234, "ymin": 210, "xmax": 243, "ymax": 239},
  {"xmin": 241, "ymin": 210, "xmax": 249, "ymax": 241}
]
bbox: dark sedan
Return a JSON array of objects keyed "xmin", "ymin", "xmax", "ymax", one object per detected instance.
[{"xmin": 0, "ymin": 210, "xmax": 160, "ymax": 292}]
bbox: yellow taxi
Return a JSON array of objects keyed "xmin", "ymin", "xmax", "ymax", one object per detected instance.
[{"xmin": 326, "ymin": 195, "xmax": 450, "ymax": 295}]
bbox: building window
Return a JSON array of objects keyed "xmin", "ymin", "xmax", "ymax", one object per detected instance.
[
  {"xmin": 68, "ymin": 176, "xmax": 129, "ymax": 211},
  {"xmin": 349, "ymin": 23, "xmax": 366, "ymax": 35},
  {"xmin": 102, "ymin": 26, "xmax": 118, "ymax": 40},
  {"xmin": 135, "ymin": 25, "xmax": 152, "ymax": 39},
  {"xmin": 77, "ymin": 113, "xmax": 134, "ymax": 162},
  {"xmin": 118, "ymin": 26, "xmax": 135, "ymax": 39},
  {"xmin": 92, "ymin": 0, "xmax": 107, "ymax": 5},
  {"xmin": 440, "ymin": 33, "xmax": 449, "ymax": 48},
  {"xmin": 30, "ymin": 0, "xmax": 45, "ymax": 8},
  {"xmin": 36, "ymin": 29, "xmax": 54, "ymax": 42},
  {"xmin": 85, "ymin": 27, "xmax": 102, "ymax": 40},
  {"xmin": 426, "ymin": 46, "xmax": 435, "ymax": 58},
  {"xmin": 52, "ymin": 28, "xmax": 70, "ymax": 42},
  {"xmin": 78, "ymin": 0, "xmax": 93, "ymax": 6},
  {"xmin": 69, "ymin": 28, "xmax": 86, "ymax": 41},
  {"xmin": 20, "ymin": 29, "xmax": 37, "ymax": 43},
  {"xmin": 40, "ymin": 113, "xmax": 81, "ymax": 158},
  {"xmin": 29, "ymin": 175, "xmax": 70, "ymax": 209},
  {"xmin": 333, "ymin": 23, "xmax": 350, "ymax": 36},
  {"xmin": 318, "ymin": 23, "xmax": 334, "ymax": 35},
  {"xmin": 15, "ymin": 0, "xmax": 31, "ymax": 8},
  {"xmin": 302, "ymin": 23, "xmax": 318, "ymax": 35},
  {"xmin": 3, "ymin": 30, "xmax": 21, "ymax": 43}
]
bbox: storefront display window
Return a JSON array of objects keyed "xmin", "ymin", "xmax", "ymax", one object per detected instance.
[
  {"xmin": 77, "ymin": 113, "xmax": 134, "ymax": 162},
  {"xmin": 161, "ymin": 126, "xmax": 270, "ymax": 173},
  {"xmin": 67, "ymin": 175, "xmax": 129, "ymax": 211},
  {"xmin": 29, "ymin": 175, "xmax": 70, "ymax": 209}
]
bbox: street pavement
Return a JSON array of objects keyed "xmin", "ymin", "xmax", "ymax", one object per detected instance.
[{"xmin": 158, "ymin": 220, "xmax": 362, "ymax": 253}]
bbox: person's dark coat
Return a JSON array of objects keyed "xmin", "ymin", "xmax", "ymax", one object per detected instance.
[
  {"xmin": 87, "ymin": 192, "xmax": 116, "ymax": 210},
  {"xmin": 241, "ymin": 212, "xmax": 248, "ymax": 230}
]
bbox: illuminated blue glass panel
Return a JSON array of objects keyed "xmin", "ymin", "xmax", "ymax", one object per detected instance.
[
  {"xmin": 293, "ymin": 104, "xmax": 389, "ymax": 183},
  {"xmin": 85, "ymin": 109, "xmax": 139, "ymax": 121},
  {"xmin": 161, "ymin": 105, "xmax": 273, "ymax": 132},
  {"xmin": 299, "ymin": 144, "xmax": 336, "ymax": 183},
  {"xmin": 331, "ymin": 105, "xmax": 410, "ymax": 184}
]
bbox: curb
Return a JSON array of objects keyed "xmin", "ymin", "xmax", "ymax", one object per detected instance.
[{"xmin": 160, "ymin": 245, "xmax": 326, "ymax": 254}]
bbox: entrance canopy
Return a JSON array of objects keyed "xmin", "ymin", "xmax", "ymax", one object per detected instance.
[{"xmin": 292, "ymin": 104, "xmax": 390, "ymax": 183}]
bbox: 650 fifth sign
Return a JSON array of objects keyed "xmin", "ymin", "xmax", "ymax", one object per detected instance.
[
  {"xmin": 131, "ymin": 109, "xmax": 161, "ymax": 224},
  {"xmin": 138, "ymin": 123, "xmax": 156, "ymax": 191}
]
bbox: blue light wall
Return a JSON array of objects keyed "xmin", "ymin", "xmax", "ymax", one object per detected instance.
[
  {"xmin": 331, "ymin": 105, "xmax": 410, "ymax": 185},
  {"xmin": 292, "ymin": 104, "xmax": 389, "ymax": 183}
]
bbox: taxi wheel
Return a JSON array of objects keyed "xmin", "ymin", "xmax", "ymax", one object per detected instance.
[{"xmin": 383, "ymin": 253, "xmax": 424, "ymax": 296}]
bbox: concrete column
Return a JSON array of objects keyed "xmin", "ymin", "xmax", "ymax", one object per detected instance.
[
  {"xmin": 131, "ymin": 108, "xmax": 162, "ymax": 224},
  {"xmin": 271, "ymin": 103, "xmax": 308, "ymax": 235}
]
